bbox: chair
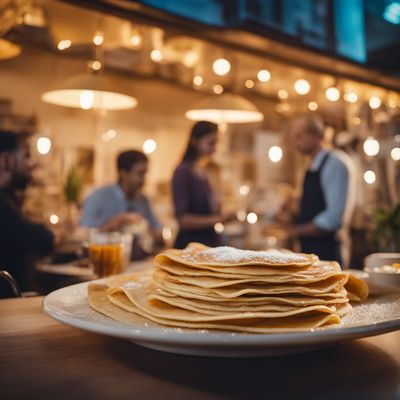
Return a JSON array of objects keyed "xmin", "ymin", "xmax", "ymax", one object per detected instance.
[{"xmin": 0, "ymin": 270, "xmax": 39, "ymax": 298}]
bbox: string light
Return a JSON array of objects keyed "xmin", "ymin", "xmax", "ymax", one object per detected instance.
[
  {"xmin": 37, "ymin": 137, "xmax": 52, "ymax": 155},
  {"xmin": 89, "ymin": 60, "xmax": 102, "ymax": 71},
  {"xmin": 143, "ymin": 139, "xmax": 157, "ymax": 154},
  {"xmin": 93, "ymin": 31, "xmax": 104, "ymax": 46},
  {"xmin": 150, "ymin": 49, "xmax": 162, "ymax": 62},
  {"xmin": 247, "ymin": 212, "xmax": 258, "ymax": 224},
  {"xmin": 294, "ymin": 79, "xmax": 310, "ymax": 95},
  {"xmin": 213, "ymin": 84, "xmax": 223, "ymax": 94},
  {"xmin": 325, "ymin": 87, "xmax": 340, "ymax": 102},
  {"xmin": 363, "ymin": 137, "xmax": 380, "ymax": 156},
  {"xmin": 308, "ymin": 101, "xmax": 318, "ymax": 111},
  {"xmin": 369, "ymin": 96, "xmax": 382, "ymax": 109},
  {"xmin": 193, "ymin": 75, "xmax": 203, "ymax": 86},
  {"xmin": 214, "ymin": 222, "xmax": 225, "ymax": 233},
  {"xmin": 49, "ymin": 214, "xmax": 59, "ymax": 225},
  {"xmin": 257, "ymin": 69, "xmax": 271, "ymax": 82},
  {"xmin": 237, "ymin": 210, "xmax": 247, "ymax": 222},
  {"xmin": 364, "ymin": 170, "xmax": 376, "ymax": 184},
  {"xmin": 212, "ymin": 58, "xmax": 231, "ymax": 76},
  {"xmin": 278, "ymin": 89, "xmax": 288, "ymax": 100},
  {"xmin": 57, "ymin": 40, "xmax": 71, "ymax": 51},
  {"xmin": 344, "ymin": 92, "xmax": 358, "ymax": 103},
  {"xmin": 391, "ymin": 147, "xmax": 400, "ymax": 161},
  {"xmin": 268, "ymin": 145, "xmax": 283, "ymax": 163},
  {"xmin": 239, "ymin": 185, "xmax": 250, "ymax": 196},
  {"xmin": 245, "ymin": 79, "xmax": 254, "ymax": 89}
]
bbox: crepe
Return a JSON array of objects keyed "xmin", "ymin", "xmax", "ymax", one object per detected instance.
[{"xmin": 88, "ymin": 243, "xmax": 368, "ymax": 333}]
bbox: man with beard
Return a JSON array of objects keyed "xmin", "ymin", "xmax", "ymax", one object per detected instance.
[{"xmin": 0, "ymin": 130, "xmax": 54, "ymax": 296}]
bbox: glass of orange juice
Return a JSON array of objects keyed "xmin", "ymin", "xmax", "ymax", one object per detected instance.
[{"xmin": 89, "ymin": 231, "xmax": 131, "ymax": 277}]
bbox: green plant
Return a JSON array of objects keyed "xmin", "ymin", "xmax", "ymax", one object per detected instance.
[
  {"xmin": 369, "ymin": 203, "xmax": 400, "ymax": 252},
  {"xmin": 63, "ymin": 166, "xmax": 83, "ymax": 204}
]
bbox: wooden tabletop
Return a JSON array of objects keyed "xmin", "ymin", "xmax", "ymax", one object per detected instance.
[{"xmin": 1, "ymin": 297, "xmax": 399, "ymax": 400}]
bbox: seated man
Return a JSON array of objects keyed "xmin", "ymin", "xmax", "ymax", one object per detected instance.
[
  {"xmin": 81, "ymin": 150, "xmax": 162, "ymax": 251},
  {"xmin": 0, "ymin": 130, "xmax": 55, "ymax": 296}
]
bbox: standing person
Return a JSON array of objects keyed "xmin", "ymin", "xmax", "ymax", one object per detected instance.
[
  {"xmin": 0, "ymin": 130, "xmax": 55, "ymax": 295},
  {"xmin": 287, "ymin": 115, "xmax": 350, "ymax": 264},
  {"xmin": 172, "ymin": 121, "xmax": 234, "ymax": 249},
  {"xmin": 80, "ymin": 150, "xmax": 162, "ymax": 244}
]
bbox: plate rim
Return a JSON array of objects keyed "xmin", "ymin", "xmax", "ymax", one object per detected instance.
[{"xmin": 43, "ymin": 280, "xmax": 400, "ymax": 347}]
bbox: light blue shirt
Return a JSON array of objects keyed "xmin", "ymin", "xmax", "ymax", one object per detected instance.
[
  {"xmin": 310, "ymin": 149, "xmax": 349, "ymax": 231},
  {"xmin": 80, "ymin": 184, "xmax": 161, "ymax": 230}
]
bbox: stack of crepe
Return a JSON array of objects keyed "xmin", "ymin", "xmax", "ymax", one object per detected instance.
[{"xmin": 88, "ymin": 243, "xmax": 368, "ymax": 333}]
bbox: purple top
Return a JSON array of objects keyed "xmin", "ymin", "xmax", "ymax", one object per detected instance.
[{"xmin": 172, "ymin": 162, "xmax": 219, "ymax": 217}]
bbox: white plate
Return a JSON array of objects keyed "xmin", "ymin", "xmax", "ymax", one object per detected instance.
[{"xmin": 43, "ymin": 280, "xmax": 400, "ymax": 358}]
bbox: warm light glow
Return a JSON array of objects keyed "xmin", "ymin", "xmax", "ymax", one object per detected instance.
[
  {"xmin": 37, "ymin": 137, "xmax": 52, "ymax": 155},
  {"xmin": 79, "ymin": 90, "xmax": 94, "ymax": 110},
  {"xmin": 294, "ymin": 79, "xmax": 310, "ymax": 95},
  {"xmin": 130, "ymin": 34, "xmax": 142, "ymax": 47},
  {"xmin": 369, "ymin": 96, "xmax": 382, "ymax": 109},
  {"xmin": 143, "ymin": 139, "xmax": 157, "ymax": 154},
  {"xmin": 193, "ymin": 75, "xmax": 203, "ymax": 86},
  {"xmin": 245, "ymin": 79, "xmax": 254, "ymax": 89},
  {"xmin": 214, "ymin": 222, "xmax": 225, "ymax": 233},
  {"xmin": 344, "ymin": 92, "xmax": 358, "ymax": 103},
  {"xmin": 49, "ymin": 214, "xmax": 59, "ymax": 225},
  {"xmin": 278, "ymin": 90, "xmax": 288, "ymax": 100},
  {"xmin": 212, "ymin": 58, "xmax": 231, "ymax": 76},
  {"xmin": 101, "ymin": 129, "xmax": 117, "ymax": 142},
  {"xmin": 237, "ymin": 209, "xmax": 247, "ymax": 222},
  {"xmin": 93, "ymin": 31, "xmax": 104, "ymax": 46},
  {"xmin": 364, "ymin": 170, "xmax": 376, "ymax": 184},
  {"xmin": 266, "ymin": 236, "xmax": 278, "ymax": 247},
  {"xmin": 363, "ymin": 136, "xmax": 380, "ymax": 156},
  {"xmin": 247, "ymin": 212, "xmax": 258, "ymax": 224},
  {"xmin": 239, "ymin": 185, "xmax": 250, "ymax": 196},
  {"xmin": 57, "ymin": 40, "xmax": 71, "ymax": 51},
  {"xmin": 90, "ymin": 60, "xmax": 102, "ymax": 71},
  {"xmin": 308, "ymin": 101, "xmax": 318, "ymax": 111},
  {"xmin": 162, "ymin": 226, "xmax": 172, "ymax": 241},
  {"xmin": 388, "ymin": 98, "xmax": 398, "ymax": 109},
  {"xmin": 391, "ymin": 147, "xmax": 400, "ymax": 161},
  {"xmin": 150, "ymin": 49, "xmax": 163, "ymax": 62},
  {"xmin": 268, "ymin": 145, "xmax": 283, "ymax": 163},
  {"xmin": 325, "ymin": 87, "xmax": 340, "ymax": 102},
  {"xmin": 353, "ymin": 117, "xmax": 361, "ymax": 125},
  {"xmin": 213, "ymin": 84, "xmax": 224, "ymax": 95},
  {"xmin": 257, "ymin": 69, "xmax": 271, "ymax": 82}
]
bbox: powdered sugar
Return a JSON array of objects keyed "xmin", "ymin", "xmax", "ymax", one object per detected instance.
[{"xmin": 180, "ymin": 246, "xmax": 312, "ymax": 265}]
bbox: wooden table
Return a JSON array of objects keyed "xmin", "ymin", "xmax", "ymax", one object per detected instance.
[{"xmin": 1, "ymin": 297, "xmax": 399, "ymax": 400}]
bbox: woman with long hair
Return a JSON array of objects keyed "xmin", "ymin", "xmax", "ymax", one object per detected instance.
[{"xmin": 172, "ymin": 121, "xmax": 234, "ymax": 249}]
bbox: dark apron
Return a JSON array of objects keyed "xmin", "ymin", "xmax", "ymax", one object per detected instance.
[{"xmin": 298, "ymin": 153, "xmax": 342, "ymax": 263}]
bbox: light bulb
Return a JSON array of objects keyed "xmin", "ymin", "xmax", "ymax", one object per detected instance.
[
  {"xmin": 257, "ymin": 69, "xmax": 271, "ymax": 82},
  {"xmin": 294, "ymin": 79, "xmax": 310, "ymax": 95},
  {"xmin": 278, "ymin": 89, "xmax": 288, "ymax": 100},
  {"xmin": 239, "ymin": 185, "xmax": 250, "ymax": 196},
  {"xmin": 49, "ymin": 214, "xmax": 59, "ymax": 225},
  {"xmin": 143, "ymin": 139, "xmax": 157, "ymax": 154},
  {"xmin": 369, "ymin": 96, "xmax": 381, "ymax": 109},
  {"xmin": 214, "ymin": 222, "xmax": 225, "ymax": 233},
  {"xmin": 212, "ymin": 58, "xmax": 231, "ymax": 76},
  {"xmin": 79, "ymin": 90, "xmax": 94, "ymax": 110},
  {"xmin": 363, "ymin": 136, "xmax": 380, "ymax": 156},
  {"xmin": 364, "ymin": 170, "xmax": 376, "ymax": 184},
  {"xmin": 57, "ymin": 40, "xmax": 71, "ymax": 50},
  {"xmin": 344, "ymin": 92, "xmax": 358, "ymax": 103},
  {"xmin": 150, "ymin": 49, "xmax": 162, "ymax": 62},
  {"xmin": 93, "ymin": 31, "xmax": 104, "ymax": 46},
  {"xmin": 268, "ymin": 145, "xmax": 283, "ymax": 163},
  {"xmin": 37, "ymin": 137, "xmax": 52, "ymax": 155},
  {"xmin": 245, "ymin": 79, "xmax": 254, "ymax": 89},
  {"xmin": 391, "ymin": 147, "xmax": 400, "ymax": 161},
  {"xmin": 247, "ymin": 212, "xmax": 258, "ymax": 224},
  {"xmin": 308, "ymin": 101, "xmax": 318, "ymax": 111},
  {"xmin": 193, "ymin": 75, "xmax": 203, "ymax": 86},
  {"xmin": 130, "ymin": 34, "xmax": 142, "ymax": 47},
  {"xmin": 213, "ymin": 84, "xmax": 223, "ymax": 94},
  {"xmin": 325, "ymin": 87, "xmax": 340, "ymax": 102}
]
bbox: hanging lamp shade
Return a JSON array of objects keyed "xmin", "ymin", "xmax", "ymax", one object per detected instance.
[
  {"xmin": 185, "ymin": 93, "xmax": 264, "ymax": 124},
  {"xmin": 0, "ymin": 39, "xmax": 21, "ymax": 60},
  {"xmin": 41, "ymin": 72, "xmax": 137, "ymax": 110}
]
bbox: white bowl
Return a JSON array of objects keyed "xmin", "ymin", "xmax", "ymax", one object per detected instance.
[{"xmin": 363, "ymin": 253, "xmax": 400, "ymax": 291}]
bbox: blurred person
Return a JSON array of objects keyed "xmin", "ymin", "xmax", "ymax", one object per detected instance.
[
  {"xmin": 80, "ymin": 150, "xmax": 162, "ymax": 249},
  {"xmin": 0, "ymin": 130, "xmax": 55, "ymax": 295},
  {"xmin": 172, "ymin": 121, "xmax": 234, "ymax": 249},
  {"xmin": 286, "ymin": 115, "xmax": 351, "ymax": 264}
]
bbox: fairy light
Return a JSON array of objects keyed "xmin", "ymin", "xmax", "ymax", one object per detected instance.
[
  {"xmin": 213, "ymin": 84, "xmax": 223, "ymax": 95},
  {"xmin": 369, "ymin": 96, "xmax": 382, "ymax": 109},
  {"xmin": 214, "ymin": 222, "xmax": 225, "ymax": 233},
  {"xmin": 363, "ymin": 136, "xmax": 380, "ymax": 156},
  {"xmin": 344, "ymin": 92, "xmax": 358, "ymax": 103},
  {"xmin": 278, "ymin": 89, "xmax": 288, "ymax": 100},
  {"xmin": 247, "ymin": 212, "xmax": 258, "ymax": 224},
  {"xmin": 325, "ymin": 87, "xmax": 340, "ymax": 102},
  {"xmin": 245, "ymin": 79, "xmax": 254, "ymax": 89},
  {"xmin": 193, "ymin": 75, "xmax": 203, "ymax": 86},
  {"xmin": 212, "ymin": 58, "xmax": 231, "ymax": 76},
  {"xmin": 257, "ymin": 69, "xmax": 271, "ymax": 82},
  {"xmin": 308, "ymin": 101, "xmax": 318, "ymax": 111},
  {"xmin": 364, "ymin": 170, "xmax": 376, "ymax": 184},
  {"xmin": 294, "ymin": 79, "xmax": 310, "ymax": 95},
  {"xmin": 391, "ymin": 147, "xmax": 400, "ymax": 161},
  {"xmin": 49, "ymin": 214, "xmax": 59, "ymax": 225},
  {"xmin": 239, "ymin": 185, "xmax": 250, "ymax": 196},
  {"xmin": 150, "ymin": 49, "xmax": 163, "ymax": 62},
  {"xmin": 93, "ymin": 31, "xmax": 104, "ymax": 46},
  {"xmin": 268, "ymin": 146, "xmax": 283, "ymax": 163},
  {"xmin": 57, "ymin": 40, "xmax": 71, "ymax": 50},
  {"xmin": 142, "ymin": 139, "xmax": 157, "ymax": 154}
]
